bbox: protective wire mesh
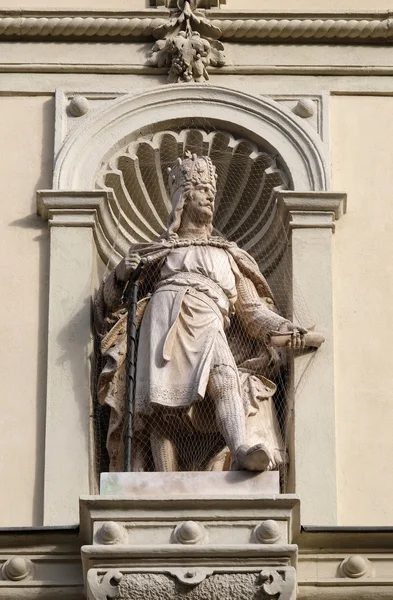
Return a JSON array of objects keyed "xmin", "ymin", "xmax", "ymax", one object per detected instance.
[{"xmin": 93, "ymin": 122, "xmax": 317, "ymax": 490}]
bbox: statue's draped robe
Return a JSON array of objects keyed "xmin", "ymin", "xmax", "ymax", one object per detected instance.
[
  {"xmin": 95, "ymin": 237, "xmax": 289, "ymax": 472},
  {"xmin": 135, "ymin": 245, "xmax": 239, "ymax": 412}
]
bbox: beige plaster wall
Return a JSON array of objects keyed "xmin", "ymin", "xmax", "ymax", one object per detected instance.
[
  {"xmin": 332, "ymin": 95, "xmax": 393, "ymax": 525},
  {"xmin": 1, "ymin": 1, "xmax": 392, "ymax": 10},
  {"xmin": 0, "ymin": 76, "xmax": 392, "ymax": 528},
  {"xmin": 225, "ymin": 0, "xmax": 393, "ymax": 9},
  {"xmin": 0, "ymin": 95, "xmax": 52, "ymax": 526}
]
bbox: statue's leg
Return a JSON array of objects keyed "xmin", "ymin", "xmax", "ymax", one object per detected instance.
[
  {"xmin": 207, "ymin": 338, "xmax": 272, "ymax": 472},
  {"xmin": 207, "ymin": 363, "xmax": 246, "ymax": 455},
  {"xmin": 150, "ymin": 430, "xmax": 179, "ymax": 472}
]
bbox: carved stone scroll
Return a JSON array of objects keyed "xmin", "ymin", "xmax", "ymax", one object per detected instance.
[{"xmin": 86, "ymin": 569, "xmax": 123, "ymax": 600}]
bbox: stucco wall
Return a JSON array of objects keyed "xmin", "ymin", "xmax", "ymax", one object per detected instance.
[
  {"xmin": 332, "ymin": 95, "xmax": 393, "ymax": 525},
  {"xmin": 0, "ymin": 0, "xmax": 392, "ymax": 526},
  {"xmin": 0, "ymin": 96, "xmax": 52, "ymax": 526}
]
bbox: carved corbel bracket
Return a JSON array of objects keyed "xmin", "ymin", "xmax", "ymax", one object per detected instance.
[
  {"xmin": 276, "ymin": 191, "xmax": 347, "ymax": 233},
  {"xmin": 148, "ymin": 0, "xmax": 226, "ymax": 82},
  {"xmin": 85, "ymin": 567, "xmax": 297, "ymax": 600},
  {"xmin": 86, "ymin": 569, "xmax": 122, "ymax": 600},
  {"xmin": 260, "ymin": 568, "xmax": 297, "ymax": 600}
]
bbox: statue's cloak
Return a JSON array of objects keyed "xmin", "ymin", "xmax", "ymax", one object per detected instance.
[{"xmin": 94, "ymin": 236, "xmax": 287, "ymax": 472}]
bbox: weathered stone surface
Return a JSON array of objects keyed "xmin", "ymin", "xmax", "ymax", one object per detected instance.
[
  {"xmin": 100, "ymin": 471, "xmax": 280, "ymax": 497},
  {"xmin": 118, "ymin": 571, "xmax": 288, "ymax": 600}
]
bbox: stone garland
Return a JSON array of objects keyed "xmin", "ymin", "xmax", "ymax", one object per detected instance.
[{"xmin": 148, "ymin": 0, "xmax": 225, "ymax": 82}]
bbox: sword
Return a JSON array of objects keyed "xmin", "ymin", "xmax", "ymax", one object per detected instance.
[{"xmin": 124, "ymin": 260, "xmax": 145, "ymax": 472}]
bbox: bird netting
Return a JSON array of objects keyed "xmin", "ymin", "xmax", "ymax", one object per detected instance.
[{"xmin": 92, "ymin": 122, "xmax": 317, "ymax": 491}]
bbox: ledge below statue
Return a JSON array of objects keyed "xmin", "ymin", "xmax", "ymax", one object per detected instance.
[
  {"xmin": 100, "ymin": 470, "xmax": 280, "ymax": 498},
  {"xmin": 80, "ymin": 478, "xmax": 299, "ymax": 600}
]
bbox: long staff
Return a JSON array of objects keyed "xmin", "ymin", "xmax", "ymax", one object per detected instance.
[{"xmin": 124, "ymin": 261, "xmax": 144, "ymax": 472}]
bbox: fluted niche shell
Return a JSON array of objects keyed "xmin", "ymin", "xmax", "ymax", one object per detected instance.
[{"xmin": 96, "ymin": 129, "xmax": 288, "ymax": 270}]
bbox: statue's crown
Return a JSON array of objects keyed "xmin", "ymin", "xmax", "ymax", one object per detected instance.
[{"xmin": 168, "ymin": 152, "xmax": 217, "ymax": 199}]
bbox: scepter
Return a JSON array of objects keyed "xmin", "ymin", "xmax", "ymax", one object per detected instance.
[{"xmin": 124, "ymin": 260, "xmax": 145, "ymax": 472}]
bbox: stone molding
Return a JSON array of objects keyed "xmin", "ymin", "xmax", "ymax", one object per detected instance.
[
  {"xmin": 277, "ymin": 191, "xmax": 347, "ymax": 232},
  {"xmin": 0, "ymin": 10, "xmax": 392, "ymax": 44},
  {"xmin": 37, "ymin": 190, "xmax": 129, "ymax": 269},
  {"xmin": 79, "ymin": 488, "xmax": 300, "ymax": 547},
  {"xmin": 1, "ymin": 527, "xmax": 393, "ymax": 600}
]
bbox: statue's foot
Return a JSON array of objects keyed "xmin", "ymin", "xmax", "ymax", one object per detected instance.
[{"xmin": 233, "ymin": 443, "xmax": 272, "ymax": 472}]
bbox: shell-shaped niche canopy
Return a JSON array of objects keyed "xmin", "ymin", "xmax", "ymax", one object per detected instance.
[{"xmin": 96, "ymin": 128, "xmax": 289, "ymax": 272}]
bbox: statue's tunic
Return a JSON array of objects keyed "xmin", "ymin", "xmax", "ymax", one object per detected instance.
[
  {"xmin": 95, "ymin": 237, "xmax": 290, "ymax": 471},
  {"xmin": 134, "ymin": 245, "xmax": 241, "ymax": 414}
]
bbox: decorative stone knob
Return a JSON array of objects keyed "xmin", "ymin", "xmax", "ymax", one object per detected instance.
[
  {"xmin": 68, "ymin": 94, "xmax": 90, "ymax": 117},
  {"xmin": 173, "ymin": 521, "xmax": 206, "ymax": 544},
  {"xmin": 97, "ymin": 521, "xmax": 124, "ymax": 545},
  {"xmin": 341, "ymin": 555, "xmax": 369, "ymax": 578},
  {"xmin": 253, "ymin": 520, "xmax": 281, "ymax": 544},
  {"xmin": 292, "ymin": 98, "xmax": 316, "ymax": 119},
  {"xmin": 2, "ymin": 557, "xmax": 32, "ymax": 581}
]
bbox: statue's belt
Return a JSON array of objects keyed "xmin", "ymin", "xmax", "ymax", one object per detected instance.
[
  {"xmin": 154, "ymin": 273, "xmax": 232, "ymax": 362},
  {"xmin": 155, "ymin": 271, "xmax": 233, "ymax": 311}
]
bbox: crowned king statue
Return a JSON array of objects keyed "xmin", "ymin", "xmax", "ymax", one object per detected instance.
[{"xmin": 94, "ymin": 152, "xmax": 310, "ymax": 473}]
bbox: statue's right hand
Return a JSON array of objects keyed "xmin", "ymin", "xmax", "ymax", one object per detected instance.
[{"xmin": 115, "ymin": 252, "xmax": 141, "ymax": 282}]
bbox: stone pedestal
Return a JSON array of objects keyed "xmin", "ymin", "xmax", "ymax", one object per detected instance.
[
  {"xmin": 80, "ymin": 473, "xmax": 299, "ymax": 600},
  {"xmin": 100, "ymin": 470, "xmax": 280, "ymax": 497}
]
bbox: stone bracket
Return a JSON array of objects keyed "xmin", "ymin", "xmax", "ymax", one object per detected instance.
[
  {"xmin": 80, "ymin": 491, "xmax": 299, "ymax": 599},
  {"xmin": 86, "ymin": 569, "xmax": 122, "ymax": 600},
  {"xmin": 37, "ymin": 189, "xmax": 122, "ymax": 268},
  {"xmin": 86, "ymin": 566, "xmax": 296, "ymax": 600},
  {"xmin": 277, "ymin": 191, "xmax": 347, "ymax": 232}
]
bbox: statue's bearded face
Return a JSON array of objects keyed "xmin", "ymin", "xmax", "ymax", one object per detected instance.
[{"xmin": 183, "ymin": 183, "xmax": 216, "ymax": 224}]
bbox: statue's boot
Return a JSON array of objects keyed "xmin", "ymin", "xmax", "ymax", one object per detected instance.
[{"xmin": 233, "ymin": 443, "xmax": 272, "ymax": 472}]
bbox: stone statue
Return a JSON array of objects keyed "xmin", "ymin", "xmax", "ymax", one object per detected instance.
[{"xmin": 94, "ymin": 153, "xmax": 309, "ymax": 473}]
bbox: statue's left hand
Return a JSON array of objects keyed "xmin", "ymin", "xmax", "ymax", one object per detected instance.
[{"xmin": 278, "ymin": 322, "xmax": 308, "ymax": 350}]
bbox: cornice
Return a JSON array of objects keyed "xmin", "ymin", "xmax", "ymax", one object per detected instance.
[
  {"xmin": 212, "ymin": 11, "xmax": 392, "ymax": 42},
  {"xmin": 0, "ymin": 9, "xmax": 392, "ymax": 44}
]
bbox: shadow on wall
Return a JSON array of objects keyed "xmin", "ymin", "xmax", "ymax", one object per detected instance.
[{"xmin": 9, "ymin": 97, "xmax": 54, "ymax": 526}]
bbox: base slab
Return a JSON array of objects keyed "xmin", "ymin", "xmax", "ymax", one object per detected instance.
[{"xmin": 100, "ymin": 470, "xmax": 280, "ymax": 498}]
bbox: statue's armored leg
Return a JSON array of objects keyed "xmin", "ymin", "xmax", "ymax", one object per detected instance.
[
  {"xmin": 150, "ymin": 430, "xmax": 179, "ymax": 472},
  {"xmin": 207, "ymin": 364, "xmax": 246, "ymax": 454},
  {"xmin": 207, "ymin": 343, "xmax": 272, "ymax": 472}
]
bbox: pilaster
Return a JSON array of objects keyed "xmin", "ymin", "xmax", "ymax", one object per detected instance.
[
  {"xmin": 277, "ymin": 191, "xmax": 347, "ymax": 526},
  {"xmin": 37, "ymin": 190, "xmax": 108, "ymax": 525}
]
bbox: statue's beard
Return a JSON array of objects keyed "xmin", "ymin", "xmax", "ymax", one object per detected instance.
[{"xmin": 166, "ymin": 191, "xmax": 215, "ymax": 239}]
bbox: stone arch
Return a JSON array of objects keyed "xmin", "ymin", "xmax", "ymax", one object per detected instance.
[
  {"xmin": 53, "ymin": 84, "xmax": 329, "ymax": 270},
  {"xmin": 55, "ymin": 85, "xmax": 328, "ymax": 192}
]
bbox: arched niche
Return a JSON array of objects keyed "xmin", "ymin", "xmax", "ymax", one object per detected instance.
[
  {"xmin": 52, "ymin": 85, "xmax": 329, "ymax": 274},
  {"xmin": 55, "ymin": 84, "xmax": 329, "ymax": 193},
  {"xmin": 38, "ymin": 83, "xmax": 344, "ymax": 527}
]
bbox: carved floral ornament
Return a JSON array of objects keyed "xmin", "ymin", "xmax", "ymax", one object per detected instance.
[
  {"xmin": 150, "ymin": 0, "xmax": 225, "ymax": 6},
  {"xmin": 149, "ymin": 0, "xmax": 226, "ymax": 82}
]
